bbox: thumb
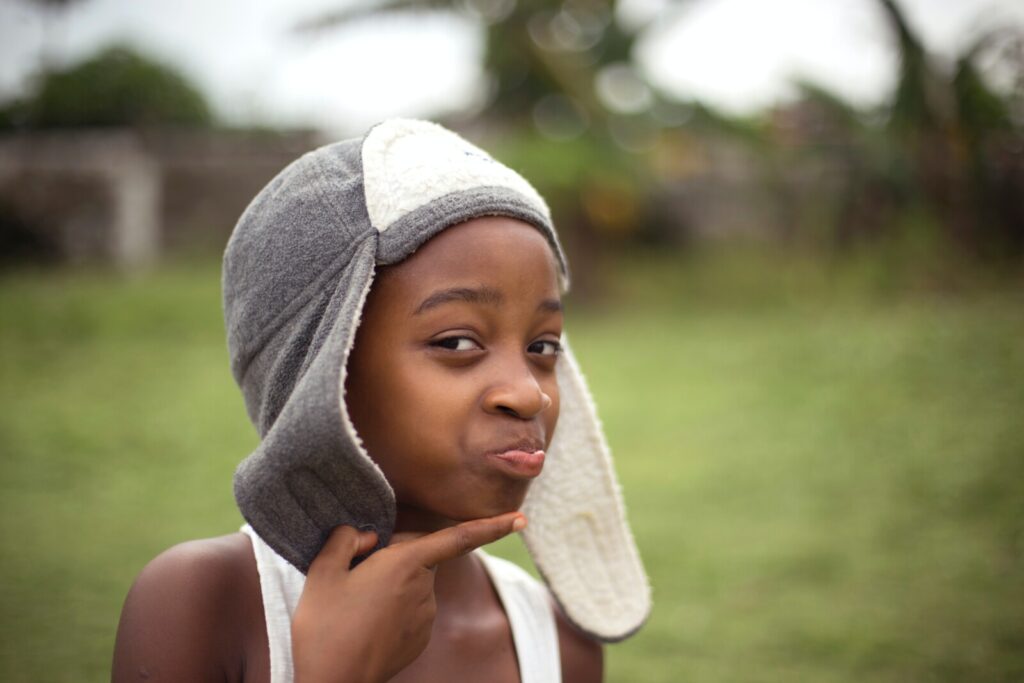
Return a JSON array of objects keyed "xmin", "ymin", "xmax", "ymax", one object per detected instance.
[{"xmin": 308, "ymin": 526, "xmax": 379, "ymax": 578}]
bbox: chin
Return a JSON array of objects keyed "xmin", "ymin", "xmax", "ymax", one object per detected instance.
[{"xmin": 449, "ymin": 484, "xmax": 530, "ymax": 522}]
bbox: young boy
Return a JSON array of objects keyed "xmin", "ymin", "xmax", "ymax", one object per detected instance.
[{"xmin": 112, "ymin": 119, "xmax": 650, "ymax": 682}]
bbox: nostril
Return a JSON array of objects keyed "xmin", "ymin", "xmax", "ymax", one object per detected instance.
[{"xmin": 497, "ymin": 405, "xmax": 521, "ymax": 419}]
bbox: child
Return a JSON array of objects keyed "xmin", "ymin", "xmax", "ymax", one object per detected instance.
[{"xmin": 112, "ymin": 119, "xmax": 650, "ymax": 682}]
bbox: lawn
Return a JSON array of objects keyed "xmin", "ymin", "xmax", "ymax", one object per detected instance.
[{"xmin": 1, "ymin": 254, "xmax": 1022, "ymax": 681}]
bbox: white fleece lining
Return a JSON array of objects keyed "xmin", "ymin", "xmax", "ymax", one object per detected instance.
[
  {"xmin": 521, "ymin": 336, "xmax": 652, "ymax": 640},
  {"xmin": 337, "ymin": 258, "xmax": 393, "ymax": 507},
  {"xmin": 362, "ymin": 119, "xmax": 551, "ymax": 233}
]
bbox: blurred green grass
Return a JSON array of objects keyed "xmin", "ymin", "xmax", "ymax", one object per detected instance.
[{"xmin": 1, "ymin": 254, "xmax": 1022, "ymax": 682}]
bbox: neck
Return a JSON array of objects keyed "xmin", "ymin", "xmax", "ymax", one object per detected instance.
[
  {"xmin": 393, "ymin": 503, "xmax": 451, "ymax": 536},
  {"xmin": 392, "ymin": 504, "xmax": 486, "ymax": 606}
]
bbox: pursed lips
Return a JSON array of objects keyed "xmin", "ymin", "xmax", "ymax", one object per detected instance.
[
  {"xmin": 483, "ymin": 437, "xmax": 547, "ymax": 479},
  {"xmin": 484, "ymin": 437, "xmax": 545, "ymax": 458}
]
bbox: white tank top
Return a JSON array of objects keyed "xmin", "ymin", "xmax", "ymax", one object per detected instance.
[{"xmin": 240, "ymin": 525, "xmax": 562, "ymax": 683}]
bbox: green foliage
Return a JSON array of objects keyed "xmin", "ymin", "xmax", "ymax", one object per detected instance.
[
  {"xmin": 854, "ymin": 1, "xmax": 1022, "ymax": 258},
  {"xmin": 303, "ymin": 0, "xmax": 1023, "ymax": 263},
  {"xmin": 730, "ymin": 0, "xmax": 1024, "ymax": 262},
  {"xmin": 880, "ymin": 0, "xmax": 939, "ymax": 133},
  {"xmin": 1, "ymin": 256, "xmax": 1022, "ymax": 680},
  {"xmin": 1, "ymin": 45, "xmax": 213, "ymax": 129},
  {"xmin": 954, "ymin": 53, "xmax": 1013, "ymax": 135},
  {"xmin": 295, "ymin": 0, "xmax": 682, "ymax": 249}
]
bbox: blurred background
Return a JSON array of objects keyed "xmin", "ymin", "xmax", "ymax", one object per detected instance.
[{"xmin": 1, "ymin": 0, "xmax": 1023, "ymax": 680}]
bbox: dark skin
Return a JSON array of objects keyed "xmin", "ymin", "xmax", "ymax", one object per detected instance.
[{"xmin": 112, "ymin": 217, "xmax": 602, "ymax": 682}]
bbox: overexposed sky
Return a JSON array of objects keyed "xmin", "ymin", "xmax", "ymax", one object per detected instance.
[
  {"xmin": 1, "ymin": 0, "xmax": 1021, "ymax": 135},
  {"xmin": 638, "ymin": 0, "xmax": 1024, "ymax": 112}
]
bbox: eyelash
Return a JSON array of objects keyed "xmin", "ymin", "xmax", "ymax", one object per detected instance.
[
  {"xmin": 527, "ymin": 340, "xmax": 562, "ymax": 356},
  {"xmin": 429, "ymin": 336, "xmax": 561, "ymax": 356},
  {"xmin": 431, "ymin": 336, "xmax": 481, "ymax": 352}
]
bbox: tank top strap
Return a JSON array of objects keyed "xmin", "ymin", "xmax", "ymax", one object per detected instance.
[
  {"xmin": 242, "ymin": 525, "xmax": 562, "ymax": 683},
  {"xmin": 241, "ymin": 524, "xmax": 304, "ymax": 683},
  {"xmin": 476, "ymin": 550, "xmax": 563, "ymax": 683}
]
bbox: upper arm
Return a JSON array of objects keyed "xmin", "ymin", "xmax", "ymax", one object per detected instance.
[
  {"xmin": 112, "ymin": 537, "xmax": 249, "ymax": 682},
  {"xmin": 552, "ymin": 598, "xmax": 604, "ymax": 683}
]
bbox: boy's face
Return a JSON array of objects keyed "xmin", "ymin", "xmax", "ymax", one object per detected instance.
[{"xmin": 345, "ymin": 217, "xmax": 563, "ymax": 529}]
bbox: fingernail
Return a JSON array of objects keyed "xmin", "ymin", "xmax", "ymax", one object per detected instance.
[{"xmin": 512, "ymin": 516, "xmax": 527, "ymax": 532}]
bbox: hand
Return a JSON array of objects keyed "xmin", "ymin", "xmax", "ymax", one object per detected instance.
[{"xmin": 291, "ymin": 512, "xmax": 527, "ymax": 683}]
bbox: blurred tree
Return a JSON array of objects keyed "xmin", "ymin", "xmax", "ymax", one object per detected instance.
[
  {"xmin": 757, "ymin": 0, "xmax": 1023, "ymax": 263},
  {"xmin": 791, "ymin": 82, "xmax": 904, "ymax": 249},
  {"xmin": 297, "ymin": 0, "xmax": 1023, "ymax": 266},
  {"xmin": 950, "ymin": 33, "xmax": 1024, "ymax": 259},
  {"xmin": 294, "ymin": 0, "xmax": 659, "ymax": 131},
  {"xmin": 0, "ymin": 45, "xmax": 214, "ymax": 129},
  {"xmin": 295, "ymin": 0, "xmax": 695, "ymax": 296},
  {"xmin": 876, "ymin": 0, "xmax": 1022, "ymax": 260}
]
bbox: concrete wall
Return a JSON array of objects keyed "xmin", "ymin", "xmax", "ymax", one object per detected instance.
[{"xmin": 0, "ymin": 129, "xmax": 320, "ymax": 269}]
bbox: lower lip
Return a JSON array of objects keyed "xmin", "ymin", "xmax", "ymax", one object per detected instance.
[{"xmin": 486, "ymin": 450, "xmax": 546, "ymax": 479}]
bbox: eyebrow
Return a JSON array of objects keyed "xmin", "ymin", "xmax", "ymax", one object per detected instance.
[{"xmin": 413, "ymin": 286, "xmax": 562, "ymax": 315}]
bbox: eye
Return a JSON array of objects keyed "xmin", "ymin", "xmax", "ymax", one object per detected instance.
[
  {"xmin": 528, "ymin": 339, "xmax": 562, "ymax": 356},
  {"xmin": 431, "ymin": 336, "xmax": 482, "ymax": 352}
]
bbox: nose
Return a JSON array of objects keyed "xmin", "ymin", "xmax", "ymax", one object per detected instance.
[{"xmin": 483, "ymin": 359, "xmax": 552, "ymax": 420}]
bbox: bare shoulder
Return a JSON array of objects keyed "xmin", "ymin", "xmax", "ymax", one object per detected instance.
[
  {"xmin": 551, "ymin": 596, "xmax": 604, "ymax": 683},
  {"xmin": 112, "ymin": 532, "xmax": 264, "ymax": 683}
]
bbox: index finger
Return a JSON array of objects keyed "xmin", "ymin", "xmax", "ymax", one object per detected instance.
[{"xmin": 407, "ymin": 513, "xmax": 526, "ymax": 568}]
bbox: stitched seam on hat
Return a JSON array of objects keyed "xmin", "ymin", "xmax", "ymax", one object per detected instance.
[
  {"xmin": 239, "ymin": 145, "xmax": 367, "ymax": 373},
  {"xmin": 233, "ymin": 143, "xmax": 368, "ymax": 382},
  {"xmin": 235, "ymin": 244, "xmax": 354, "ymax": 383},
  {"xmin": 311, "ymin": 147, "xmax": 360, "ymax": 228},
  {"xmin": 233, "ymin": 143, "xmax": 368, "ymax": 385}
]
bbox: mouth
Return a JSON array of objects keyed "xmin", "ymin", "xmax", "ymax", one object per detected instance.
[{"xmin": 483, "ymin": 439, "xmax": 546, "ymax": 479}]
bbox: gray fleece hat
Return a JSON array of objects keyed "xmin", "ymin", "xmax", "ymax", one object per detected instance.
[{"xmin": 223, "ymin": 118, "xmax": 650, "ymax": 641}]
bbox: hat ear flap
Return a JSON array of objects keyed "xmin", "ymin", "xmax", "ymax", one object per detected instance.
[{"xmin": 520, "ymin": 335, "xmax": 651, "ymax": 642}]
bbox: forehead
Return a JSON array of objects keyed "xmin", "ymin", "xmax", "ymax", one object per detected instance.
[{"xmin": 375, "ymin": 217, "xmax": 562, "ymax": 301}]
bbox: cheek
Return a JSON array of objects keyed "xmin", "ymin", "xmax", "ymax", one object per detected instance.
[
  {"xmin": 392, "ymin": 358, "xmax": 477, "ymax": 417},
  {"xmin": 367, "ymin": 355, "xmax": 476, "ymax": 457}
]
